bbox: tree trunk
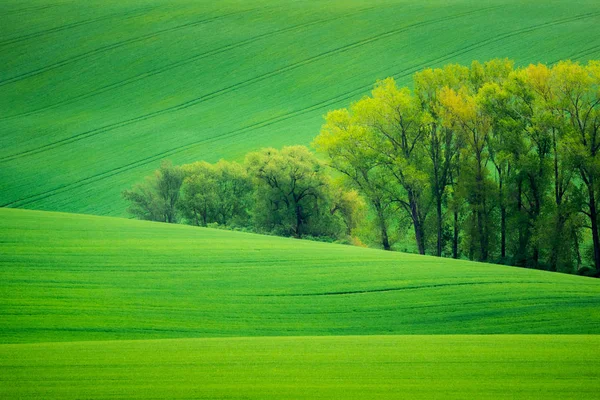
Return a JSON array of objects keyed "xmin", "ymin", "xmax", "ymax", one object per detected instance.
[
  {"xmin": 408, "ymin": 190, "xmax": 426, "ymax": 255},
  {"xmin": 475, "ymin": 154, "xmax": 487, "ymax": 262},
  {"xmin": 452, "ymin": 209, "xmax": 459, "ymax": 259},
  {"xmin": 500, "ymin": 205, "xmax": 506, "ymax": 262},
  {"xmin": 549, "ymin": 213, "xmax": 566, "ymax": 271},
  {"xmin": 573, "ymin": 226, "xmax": 582, "ymax": 271},
  {"xmin": 477, "ymin": 208, "xmax": 486, "ymax": 261},
  {"xmin": 436, "ymin": 196, "xmax": 443, "ymax": 257},
  {"xmin": 498, "ymin": 172, "xmax": 505, "ymax": 262},
  {"xmin": 516, "ymin": 178, "xmax": 527, "ymax": 267},
  {"xmin": 374, "ymin": 201, "xmax": 391, "ymax": 251},
  {"xmin": 588, "ymin": 187, "xmax": 600, "ymax": 276},
  {"xmin": 294, "ymin": 204, "xmax": 302, "ymax": 238}
]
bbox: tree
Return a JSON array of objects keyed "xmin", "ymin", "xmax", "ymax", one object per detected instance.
[
  {"xmin": 414, "ymin": 65, "xmax": 464, "ymax": 256},
  {"xmin": 245, "ymin": 146, "xmax": 345, "ymax": 239},
  {"xmin": 179, "ymin": 161, "xmax": 218, "ymax": 226},
  {"xmin": 554, "ymin": 61, "xmax": 600, "ymax": 275},
  {"xmin": 318, "ymin": 78, "xmax": 431, "ymax": 254},
  {"xmin": 180, "ymin": 160, "xmax": 252, "ymax": 227},
  {"xmin": 122, "ymin": 160, "xmax": 184, "ymax": 223},
  {"xmin": 439, "ymin": 85, "xmax": 496, "ymax": 261},
  {"xmin": 329, "ymin": 184, "xmax": 367, "ymax": 236},
  {"xmin": 315, "ymin": 108, "xmax": 397, "ymax": 250},
  {"xmin": 514, "ymin": 64, "xmax": 581, "ymax": 271}
]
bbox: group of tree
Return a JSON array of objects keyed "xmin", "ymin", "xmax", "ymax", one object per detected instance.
[
  {"xmin": 122, "ymin": 146, "xmax": 365, "ymax": 242},
  {"xmin": 314, "ymin": 59, "xmax": 600, "ymax": 276},
  {"xmin": 123, "ymin": 59, "xmax": 600, "ymax": 277}
]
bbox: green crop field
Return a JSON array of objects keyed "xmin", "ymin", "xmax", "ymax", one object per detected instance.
[
  {"xmin": 3, "ymin": 208, "xmax": 600, "ymax": 343},
  {"xmin": 3, "ymin": 1, "xmax": 600, "ymax": 398},
  {"xmin": 2, "ymin": 335, "xmax": 599, "ymax": 399},
  {"xmin": 1, "ymin": 208, "xmax": 600, "ymax": 398},
  {"xmin": 1, "ymin": 0, "xmax": 600, "ymax": 216}
]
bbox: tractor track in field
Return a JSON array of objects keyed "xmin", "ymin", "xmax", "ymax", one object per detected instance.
[
  {"xmin": 3, "ymin": 9, "xmax": 600, "ymax": 208},
  {"xmin": 0, "ymin": 3, "xmax": 64, "ymax": 15},
  {"xmin": 0, "ymin": 5, "xmax": 502, "ymax": 161},
  {"xmin": 387, "ymin": 10, "xmax": 600, "ymax": 77},
  {"xmin": 255, "ymin": 281, "xmax": 553, "ymax": 297},
  {"xmin": 279, "ymin": 294, "xmax": 600, "ymax": 315},
  {"xmin": 0, "ymin": 5, "xmax": 380, "ymax": 119},
  {"xmin": 0, "ymin": 6, "xmax": 159, "ymax": 48},
  {"xmin": 558, "ymin": 43, "xmax": 600, "ymax": 64},
  {"xmin": 0, "ymin": 90, "xmax": 357, "ymax": 208},
  {"xmin": 0, "ymin": 9, "xmax": 256, "ymax": 87}
]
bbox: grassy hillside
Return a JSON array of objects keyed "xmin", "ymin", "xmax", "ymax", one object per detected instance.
[
  {"xmin": 2, "ymin": 208, "xmax": 600, "ymax": 344},
  {"xmin": 1, "ymin": 209, "xmax": 600, "ymax": 398},
  {"xmin": 2, "ymin": 335, "xmax": 599, "ymax": 399},
  {"xmin": 1, "ymin": 0, "xmax": 600, "ymax": 216}
]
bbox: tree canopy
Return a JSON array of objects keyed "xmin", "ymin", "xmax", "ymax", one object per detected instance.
[
  {"xmin": 315, "ymin": 59, "xmax": 600, "ymax": 276},
  {"xmin": 124, "ymin": 59, "xmax": 600, "ymax": 277}
]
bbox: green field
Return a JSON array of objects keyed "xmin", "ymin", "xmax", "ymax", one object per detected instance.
[
  {"xmin": 1, "ymin": 209, "xmax": 600, "ymax": 398},
  {"xmin": 2, "ymin": 208, "xmax": 600, "ymax": 343},
  {"xmin": 1, "ymin": 0, "xmax": 600, "ymax": 216},
  {"xmin": 1, "ymin": 336, "xmax": 599, "ymax": 399},
  {"xmin": 2, "ymin": 1, "xmax": 600, "ymax": 397}
]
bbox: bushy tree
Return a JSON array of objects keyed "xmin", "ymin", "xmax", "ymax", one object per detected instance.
[
  {"xmin": 180, "ymin": 160, "xmax": 252, "ymax": 227},
  {"xmin": 317, "ymin": 78, "xmax": 431, "ymax": 254},
  {"xmin": 315, "ymin": 107, "xmax": 398, "ymax": 250},
  {"xmin": 245, "ymin": 146, "xmax": 351, "ymax": 239},
  {"xmin": 122, "ymin": 161, "xmax": 184, "ymax": 223}
]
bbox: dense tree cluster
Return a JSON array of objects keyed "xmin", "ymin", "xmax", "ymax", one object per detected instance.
[
  {"xmin": 123, "ymin": 60, "xmax": 600, "ymax": 277},
  {"xmin": 123, "ymin": 147, "xmax": 364, "ymax": 242},
  {"xmin": 315, "ymin": 59, "xmax": 600, "ymax": 276}
]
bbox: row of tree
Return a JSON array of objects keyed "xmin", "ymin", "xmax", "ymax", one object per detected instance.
[
  {"xmin": 123, "ymin": 146, "xmax": 364, "ymax": 242},
  {"xmin": 314, "ymin": 59, "xmax": 600, "ymax": 276}
]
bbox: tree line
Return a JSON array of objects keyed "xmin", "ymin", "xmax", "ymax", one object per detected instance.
[
  {"xmin": 123, "ymin": 59, "xmax": 600, "ymax": 277},
  {"xmin": 315, "ymin": 59, "xmax": 600, "ymax": 276},
  {"xmin": 123, "ymin": 146, "xmax": 365, "ymax": 243}
]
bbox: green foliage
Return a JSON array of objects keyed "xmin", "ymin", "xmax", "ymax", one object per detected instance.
[
  {"xmin": 123, "ymin": 146, "xmax": 361, "ymax": 241},
  {"xmin": 180, "ymin": 160, "xmax": 252, "ymax": 227},
  {"xmin": 317, "ymin": 59, "xmax": 600, "ymax": 276},
  {"xmin": 122, "ymin": 160, "xmax": 184, "ymax": 223},
  {"xmin": 246, "ymin": 146, "xmax": 337, "ymax": 238}
]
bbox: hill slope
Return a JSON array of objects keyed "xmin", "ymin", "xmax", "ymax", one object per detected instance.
[
  {"xmin": 1, "ymin": 0, "xmax": 600, "ymax": 216},
  {"xmin": 2, "ymin": 208, "xmax": 600, "ymax": 344}
]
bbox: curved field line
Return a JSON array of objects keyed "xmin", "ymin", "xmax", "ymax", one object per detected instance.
[
  {"xmin": 254, "ymin": 281, "xmax": 557, "ymax": 297},
  {"xmin": 0, "ymin": 90, "xmax": 357, "ymax": 208},
  {"xmin": 3, "ymin": 9, "xmax": 599, "ymax": 208},
  {"xmin": 0, "ymin": 3, "xmax": 64, "ymax": 15},
  {"xmin": 0, "ymin": 5, "xmax": 379, "ymax": 119},
  {"xmin": 557, "ymin": 44, "xmax": 600, "ymax": 63},
  {"xmin": 0, "ymin": 9, "xmax": 255, "ymax": 87},
  {"xmin": 387, "ymin": 10, "xmax": 600, "ymax": 76},
  {"xmin": 0, "ymin": 5, "xmax": 501, "ymax": 161},
  {"xmin": 0, "ymin": 6, "xmax": 158, "ymax": 48}
]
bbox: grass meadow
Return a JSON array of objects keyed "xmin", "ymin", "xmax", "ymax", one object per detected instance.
[
  {"xmin": 2, "ymin": 335, "xmax": 599, "ymax": 399},
  {"xmin": 2, "ymin": 1, "xmax": 600, "ymax": 398},
  {"xmin": 1, "ymin": 209, "xmax": 600, "ymax": 398}
]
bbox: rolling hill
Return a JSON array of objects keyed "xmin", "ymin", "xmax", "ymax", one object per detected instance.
[
  {"xmin": 2, "ymin": 208, "xmax": 600, "ymax": 344},
  {"xmin": 1, "ymin": 0, "xmax": 600, "ymax": 216},
  {"xmin": 1, "ymin": 208, "xmax": 600, "ymax": 398},
  {"xmin": 2, "ymin": 1, "xmax": 600, "ymax": 397}
]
